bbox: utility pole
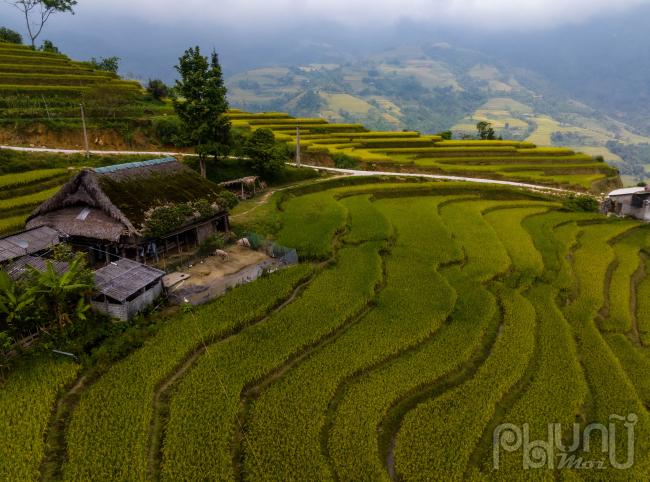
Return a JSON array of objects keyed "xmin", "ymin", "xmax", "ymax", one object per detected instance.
[
  {"xmin": 41, "ymin": 95, "xmax": 51, "ymax": 121},
  {"xmin": 80, "ymin": 103, "xmax": 90, "ymax": 157},
  {"xmin": 295, "ymin": 126, "xmax": 301, "ymax": 167}
]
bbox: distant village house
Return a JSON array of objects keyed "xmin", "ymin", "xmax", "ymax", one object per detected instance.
[
  {"xmin": 25, "ymin": 158, "xmax": 232, "ymax": 264},
  {"xmin": 604, "ymin": 186, "xmax": 650, "ymax": 221}
]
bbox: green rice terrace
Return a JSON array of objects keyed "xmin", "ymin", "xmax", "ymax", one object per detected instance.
[
  {"xmin": 228, "ymin": 110, "xmax": 621, "ymax": 193},
  {"xmin": 3, "ymin": 176, "xmax": 650, "ymax": 480},
  {"xmin": 0, "ymin": 41, "xmax": 169, "ymax": 130}
]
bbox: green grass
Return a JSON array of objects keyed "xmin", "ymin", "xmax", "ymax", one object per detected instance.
[
  {"xmin": 0, "ymin": 356, "xmax": 79, "ymax": 481},
  {"xmin": 394, "ymin": 284, "xmax": 536, "ymax": 480},
  {"xmin": 62, "ymin": 265, "xmax": 313, "ymax": 481},
  {"xmin": 604, "ymin": 229, "xmax": 650, "ymax": 332},
  {"xmin": 276, "ymin": 191, "xmax": 347, "ymax": 259},
  {"xmin": 7, "ymin": 178, "xmax": 650, "ymax": 480},
  {"xmin": 339, "ymin": 195, "xmax": 393, "ymax": 243},
  {"xmin": 243, "ymin": 196, "xmax": 460, "ymax": 480},
  {"xmin": 0, "ymin": 168, "xmax": 68, "ymax": 190},
  {"xmin": 161, "ymin": 243, "xmax": 384, "ymax": 481},
  {"xmin": 636, "ymin": 257, "xmax": 650, "ymax": 345}
]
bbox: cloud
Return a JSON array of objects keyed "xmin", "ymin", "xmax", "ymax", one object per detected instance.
[{"xmin": 85, "ymin": 0, "xmax": 650, "ymax": 30}]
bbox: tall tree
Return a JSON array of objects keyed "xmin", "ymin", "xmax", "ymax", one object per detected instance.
[
  {"xmin": 173, "ymin": 46, "xmax": 231, "ymax": 178},
  {"xmin": 243, "ymin": 128, "xmax": 287, "ymax": 178},
  {"xmin": 476, "ymin": 121, "xmax": 496, "ymax": 140},
  {"xmin": 7, "ymin": 0, "xmax": 77, "ymax": 48}
]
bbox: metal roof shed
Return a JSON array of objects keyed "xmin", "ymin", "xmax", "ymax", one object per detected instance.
[
  {"xmin": 92, "ymin": 259, "xmax": 165, "ymax": 321},
  {"xmin": 0, "ymin": 226, "xmax": 61, "ymax": 264},
  {"xmin": 5, "ymin": 255, "xmax": 69, "ymax": 281}
]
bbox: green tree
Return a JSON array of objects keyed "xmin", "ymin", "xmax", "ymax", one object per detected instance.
[
  {"xmin": 173, "ymin": 46, "xmax": 231, "ymax": 178},
  {"xmin": 437, "ymin": 130, "xmax": 453, "ymax": 140},
  {"xmin": 0, "ymin": 26, "xmax": 22, "ymax": 44},
  {"xmin": 29, "ymin": 254, "xmax": 93, "ymax": 332},
  {"xmin": 39, "ymin": 38, "xmax": 59, "ymax": 53},
  {"xmin": 243, "ymin": 128, "xmax": 287, "ymax": 178},
  {"xmin": 90, "ymin": 56, "xmax": 119, "ymax": 74},
  {"xmin": 0, "ymin": 269, "xmax": 36, "ymax": 337},
  {"xmin": 146, "ymin": 78, "xmax": 168, "ymax": 101},
  {"xmin": 476, "ymin": 121, "xmax": 496, "ymax": 140},
  {"xmin": 7, "ymin": 0, "xmax": 77, "ymax": 48}
]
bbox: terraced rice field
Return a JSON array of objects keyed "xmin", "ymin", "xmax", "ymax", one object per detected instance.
[
  {"xmin": 5, "ymin": 177, "xmax": 650, "ymax": 480},
  {"xmin": 0, "ymin": 41, "xmax": 158, "ymax": 124},
  {"xmin": 227, "ymin": 110, "xmax": 620, "ymax": 192},
  {"xmin": 0, "ymin": 168, "xmax": 72, "ymax": 235}
]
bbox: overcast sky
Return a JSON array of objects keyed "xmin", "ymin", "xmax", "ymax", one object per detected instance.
[
  {"xmin": 1, "ymin": 0, "xmax": 649, "ymax": 79},
  {"xmin": 5, "ymin": 0, "xmax": 646, "ymax": 29}
]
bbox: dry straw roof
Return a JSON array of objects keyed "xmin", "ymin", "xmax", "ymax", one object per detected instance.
[
  {"xmin": 27, "ymin": 158, "xmax": 226, "ymax": 240},
  {"xmin": 95, "ymin": 258, "xmax": 165, "ymax": 302}
]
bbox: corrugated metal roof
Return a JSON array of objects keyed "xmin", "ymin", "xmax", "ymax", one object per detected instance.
[
  {"xmin": 92, "ymin": 157, "xmax": 176, "ymax": 174},
  {"xmin": 95, "ymin": 259, "xmax": 165, "ymax": 302},
  {"xmin": 5, "ymin": 256, "xmax": 69, "ymax": 280},
  {"xmin": 609, "ymin": 187, "xmax": 647, "ymax": 197},
  {"xmin": 0, "ymin": 226, "xmax": 61, "ymax": 263}
]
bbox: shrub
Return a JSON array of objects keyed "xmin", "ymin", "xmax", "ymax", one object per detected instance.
[
  {"xmin": 152, "ymin": 116, "xmax": 183, "ymax": 145},
  {"xmin": 197, "ymin": 233, "xmax": 227, "ymax": 257},
  {"xmin": 39, "ymin": 40, "xmax": 60, "ymax": 54},
  {"xmin": 563, "ymin": 194, "xmax": 599, "ymax": 212},
  {"xmin": 146, "ymin": 79, "xmax": 168, "ymax": 101},
  {"xmin": 89, "ymin": 56, "xmax": 120, "ymax": 74},
  {"xmin": 332, "ymin": 152, "xmax": 358, "ymax": 169},
  {"xmin": 0, "ymin": 27, "xmax": 22, "ymax": 45}
]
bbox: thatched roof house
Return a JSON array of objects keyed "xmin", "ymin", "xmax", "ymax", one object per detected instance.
[{"xmin": 26, "ymin": 158, "xmax": 232, "ymax": 261}]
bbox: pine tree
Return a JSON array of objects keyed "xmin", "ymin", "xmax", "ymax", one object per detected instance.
[{"xmin": 174, "ymin": 47, "xmax": 231, "ymax": 177}]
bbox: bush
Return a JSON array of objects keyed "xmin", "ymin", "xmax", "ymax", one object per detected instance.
[
  {"xmin": 152, "ymin": 116, "xmax": 183, "ymax": 145},
  {"xmin": 89, "ymin": 56, "xmax": 120, "ymax": 74},
  {"xmin": 197, "ymin": 233, "xmax": 227, "ymax": 257},
  {"xmin": 332, "ymin": 152, "xmax": 359, "ymax": 169},
  {"xmin": 0, "ymin": 27, "xmax": 22, "ymax": 45},
  {"xmin": 40, "ymin": 40, "xmax": 60, "ymax": 54},
  {"xmin": 563, "ymin": 194, "xmax": 599, "ymax": 212},
  {"xmin": 146, "ymin": 79, "xmax": 168, "ymax": 101}
]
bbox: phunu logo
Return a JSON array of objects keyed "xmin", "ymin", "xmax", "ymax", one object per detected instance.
[{"xmin": 493, "ymin": 414, "xmax": 638, "ymax": 470}]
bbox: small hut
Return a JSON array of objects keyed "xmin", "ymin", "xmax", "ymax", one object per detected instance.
[
  {"xmin": 0, "ymin": 226, "xmax": 61, "ymax": 266},
  {"xmin": 4, "ymin": 255, "xmax": 69, "ymax": 281},
  {"xmin": 92, "ymin": 258, "xmax": 165, "ymax": 321},
  {"xmin": 219, "ymin": 176, "xmax": 265, "ymax": 200},
  {"xmin": 604, "ymin": 186, "xmax": 650, "ymax": 221},
  {"xmin": 26, "ymin": 158, "xmax": 231, "ymax": 264}
]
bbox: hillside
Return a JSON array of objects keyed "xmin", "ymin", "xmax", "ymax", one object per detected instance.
[
  {"xmin": 227, "ymin": 44, "xmax": 650, "ymax": 186},
  {"xmin": 0, "ymin": 109, "xmax": 618, "ymax": 238},
  {"xmin": 0, "ymin": 41, "xmax": 173, "ymax": 149},
  {"xmin": 3, "ymin": 176, "xmax": 650, "ymax": 480},
  {"xmin": 228, "ymin": 110, "xmax": 620, "ymax": 193}
]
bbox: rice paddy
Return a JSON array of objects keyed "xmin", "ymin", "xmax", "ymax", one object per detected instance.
[{"xmin": 6, "ymin": 176, "xmax": 650, "ymax": 480}]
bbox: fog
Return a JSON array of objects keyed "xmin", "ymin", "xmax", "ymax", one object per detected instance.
[{"xmin": 1, "ymin": 0, "xmax": 649, "ymax": 81}]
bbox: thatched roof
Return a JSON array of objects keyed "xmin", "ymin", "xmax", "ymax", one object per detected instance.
[{"xmin": 26, "ymin": 158, "xmax": 227, "ymax": 242}]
